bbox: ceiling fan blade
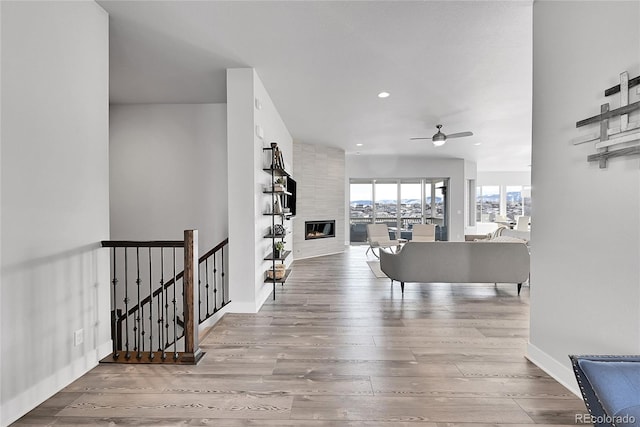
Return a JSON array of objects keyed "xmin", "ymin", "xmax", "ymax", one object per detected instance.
[
  {"xmin": 446, "ymin": 131, "xmax": 473, "ymax": 139},
  {"xmin": 409, "ymin": 137, "xmax": 432, "ymax": 140}
]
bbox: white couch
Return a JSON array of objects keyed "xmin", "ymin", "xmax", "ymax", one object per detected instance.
[{"xmin": 379, "ymin": 241, "xmax": 530, "ymax": 295}]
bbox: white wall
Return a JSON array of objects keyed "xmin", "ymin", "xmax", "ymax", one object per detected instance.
[
  {"xmin": 293, "ymin": 142, "xmax": 346, "ymax": 259},
  {"xmin": 346, "ymin": 155, "xmax": 470, "ymax": 241},
  {"xmin": 227, "ymin": 68, "xmax": 293, "ymax": 312},
  {"xmin": 477, "ymin": 171, "xmax": 531, "ymax": 187},
  {"xmin": 109, "ymin": 104, "xmax": 228, "ymax": 251},
  {"xmin": 0, "ymin": 3, "xmax": 4, "ymax": 423},
  {"xmin": 0, "ymin": 2, "xmax": 110, "ymax": 425},
  {"xmin": 529, "ymin": 0, "xmax": 640, "ymax": 394}
]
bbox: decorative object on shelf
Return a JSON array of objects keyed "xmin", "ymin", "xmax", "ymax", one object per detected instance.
[
  {"xmin": 273, "ymin": 224, "xmax": 285, "ymax": 236},
  {"xmin": 274, "ymin": 146, "xmax": 285, "ymax": 169},
  {"xmin": 268, "ymin": 142, "xmax": 286, "ymax": 170},
  {"xmin": 269, "ymin": 142, "xmax": 278, "ymax": 169},
  {"xmin": 266, "ymin": 263, "xmax": 285, "ymax": 280},
  {"xmin": 273, "ymin": 241, "xmax": 285, "ymax": 258},
  {"xmin": 574, "ymin": 70, "xmax": 640, "ymax": 168},
  {"xmin": 273, "ymin": 194, "xmax": 283, "ymax": 214}
]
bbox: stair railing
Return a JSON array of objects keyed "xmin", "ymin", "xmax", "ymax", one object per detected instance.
[{"xmin": 101, "ymin": 230, "xmax": 229, "ymax": 364}]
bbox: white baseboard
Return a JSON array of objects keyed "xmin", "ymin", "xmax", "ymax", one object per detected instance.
[
  {"xmin": 198, "ymin": 305, "xmax": 230, "ymax": 333},
  {"xmin": 1, "ymin": 340, "xmax": 111, "ymax": 426},
  {"xmin": 293, "ymin": 249, "xmax": 346, "ymax": 261},
  {"xmin": 526, "ymin": 341, "xmax": 582, "ymax": 398},
  {"xmin": 227, "ymin": 300, "xmax": 259, "ymax": 313},
  {"xmin": 256, "ymin": 283, "xmax": 273, "ymax": 310}
]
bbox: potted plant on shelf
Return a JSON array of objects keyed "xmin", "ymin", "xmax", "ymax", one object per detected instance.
[{"xmin": 274, "ymin": 241, "xmax": 285, "ymax": 259}]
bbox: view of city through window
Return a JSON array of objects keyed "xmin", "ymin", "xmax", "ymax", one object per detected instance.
[
  {"xmin": 476, "ymin": 185, "xmax": 531, "ymax": 223},
  {"xmin": 350, "ymin": 179, "xmax": 448, "ymax": 243}
]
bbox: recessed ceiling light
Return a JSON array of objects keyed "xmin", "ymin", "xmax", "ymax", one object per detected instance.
[
  {"xmin": 356, "ymin": 143, "xmax": 363, "ymax": 147},
  {"xmin": 377, "ymin": 91, "xmax": 390, "ymax": 98},
  {"xmin": 474, "ymin": 142, "xmax": 481, "ymax": 146}
]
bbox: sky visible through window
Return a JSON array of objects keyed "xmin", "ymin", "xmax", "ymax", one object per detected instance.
[{"xmin": 350, "ymin": 181, "xmax": 422, "ymax": 202}]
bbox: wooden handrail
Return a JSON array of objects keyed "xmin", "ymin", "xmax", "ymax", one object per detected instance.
[
  {"xmin": 102, "ymin": 240, "xmax": 184, "ymax": 248},
  {"xmin": 199, "ymin": 238, "xmax": 229, "ymax": 263}
]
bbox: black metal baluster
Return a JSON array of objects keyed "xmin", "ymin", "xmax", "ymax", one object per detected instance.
[
  {"xmin": 205, "ymin": 258, "xmax": 210, "ymax": 318},
  {"xmin": 221, "ymin": 246, "xmax": 226, "ymax": 305},
  {"xmin": 124, "ymin": 248, "xmax": 130, "ymax": 359},
  {"xmin": 148, "ymin": 247, "xmax": 154, "ymax": 361},
  {"xmin": 162, "ymin": 248, "xmax": 168, "ymax": 360},
  {"xmin": 136, "ymin": 247, "xmax": 142, "ymax": 359},
  {"xmin": 111, "ymin": 247, "xmax": 119, "ymax": 358},
  {"xmin": 156, "ymin": 290, "xmax": 162, "ymax": 353},
  {"xmin": 213, "ymin": 252, "xmax": 218, "ymax": 312},
  {"xmin": 172, "ymin": 248, "xmax": 178, "ymax": 360},
  {"xmin": 198, "ymin": 262, "xmax": 202, "ymax": 323}
]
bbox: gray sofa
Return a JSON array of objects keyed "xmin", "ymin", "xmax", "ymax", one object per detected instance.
[{"xmin": 379, "ymin": 241, "xmax": 530, "ymax": 294}]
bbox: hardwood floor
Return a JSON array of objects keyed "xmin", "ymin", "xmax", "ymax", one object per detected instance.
[{"xmin": 13, "ymin": 246, "xmax": 584, "ymax": 426}]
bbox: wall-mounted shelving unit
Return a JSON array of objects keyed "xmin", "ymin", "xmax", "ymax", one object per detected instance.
[{"xmin": 262, "ymin": 143, "xmax": 295, "ymax": 300}]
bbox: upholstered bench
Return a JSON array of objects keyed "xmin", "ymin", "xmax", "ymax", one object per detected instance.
[{"xmin": 570, "ymin": 355, "xmax": 640, "ymax": 427}]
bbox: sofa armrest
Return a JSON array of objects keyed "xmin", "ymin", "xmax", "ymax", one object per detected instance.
[{"xmin": 379, "ymin": 248, "xmax": 400, "ymax": 281}]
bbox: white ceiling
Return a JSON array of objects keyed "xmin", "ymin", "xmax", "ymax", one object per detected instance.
[{"xmin": 99, "ymin": 0, "xmax": 533, "ymax": 171}]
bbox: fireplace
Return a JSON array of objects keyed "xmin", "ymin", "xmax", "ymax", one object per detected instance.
[{"xmin": 305, "ymin": 220, "xmax": 335, "ymax": 240}]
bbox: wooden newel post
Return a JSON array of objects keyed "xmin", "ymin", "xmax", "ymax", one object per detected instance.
[{"xmin": 183, "ymin": 229, "xmax": 203, "ymax": 363}]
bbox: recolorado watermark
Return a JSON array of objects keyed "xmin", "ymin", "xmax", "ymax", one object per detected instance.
[{"xmin": 576, "ymin": 413, "xmax": 636, "ymax": 424}]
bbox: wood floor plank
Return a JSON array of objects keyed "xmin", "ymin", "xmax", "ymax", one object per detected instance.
[
  {"xmin": 373, "ymin": 336, "xmax": 528, "ymax": 349},
  {"xmin": 205, "ymin": 332, "xmax": 376, "ymax": 346},
  {"xmin": 213, "ymin": 325, "xmax": 485, "ymax": 338},
  {"xmin": 412, "ymin": 347, "xmax": 530, "ymax": 363},
  {"xmin": 370, "ymin": 376, "xmax": 575, "ymax": 399},
  {"xmin": 455, "ymin": 361, "xmax": 551, "ymax": 379},
  {"xmin": 514, "ymin": 398, "xmax": 587, "ymax": 424},
  {"xmin": 14, "ymin": 246, "xmax": 583, "ymax": 426},
  {"xmin": 402, "ymin": 318, "xmax": 530, "ymax": 329},
  {"xmin": 56, "ymin": 393, "xmax": 293, "ymax": 419},
  {"xmin": 161, "ymin": 374, "xmax": 374, "ymax": 396},
  {"xmin": 290, "ymin": 395, "xmax": 535, "ymax": 423},
  {"xmin": 273, "ymin": 359, "xmax": 463, "ymax": 377}
]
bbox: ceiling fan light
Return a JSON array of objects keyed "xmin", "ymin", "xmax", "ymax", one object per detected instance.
[
  {"xmin": 432, "ymin": 132, "xmax": 446, "ymax": 146},
  {"xmin": 432, "ymin": 139, "xmax": 446, "ymax": 147}
]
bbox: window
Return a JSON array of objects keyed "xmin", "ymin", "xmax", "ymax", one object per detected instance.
[
  {"xmin": 350, "ymin": 183, "xmax": 373, "ymax": 219},
  {"xmin": 476, "ymin": 185, "xmax": 500, "ymax": 222},
  {"xmin": 374, "ymin": 181, "xmax": 397, "ymax": 226},
  {"xmin": 349, "ymin": 183, "xmax": 373, "ymax": 243},
  {"xmin": 506, "ymin": 185, "xmax": 523, "ymax": 221},
  {"xmin": 475, "ymin": 184, "xmax": 531, "ymax": 223},
  {"xmin": 434, "ymin": 181, "xmax": 445, "ymax": 219},
  {"xmin": 523, "ymin": 186, "xmax": 532, "ymax": 217},
  {"xmin": 424, "ymin": 181, "xmax": 432, "ymax": 218},
  {"xmin": 400, "ymin": 181, "xmax": 422, "ymax": 230},
  {"xmin": 349, "ymin": 178, "xmax": 449, "ymax": 243}
]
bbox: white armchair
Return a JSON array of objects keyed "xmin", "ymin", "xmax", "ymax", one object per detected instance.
[
  {"xmin": 366, "ymin": 224, "xmax": 403, "ymax": 258},
  {"xmin": 411, "ymin": 224, "xmax": 436, "ymax": 242},
  {"xmin": 515, "ymin": 215, "xmax": 530, "ymax": 231}
]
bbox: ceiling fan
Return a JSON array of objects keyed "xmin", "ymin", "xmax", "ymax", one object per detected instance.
[{"xmin": 410, "ymin": 124, "xmax": 474, "ymax": 147}]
